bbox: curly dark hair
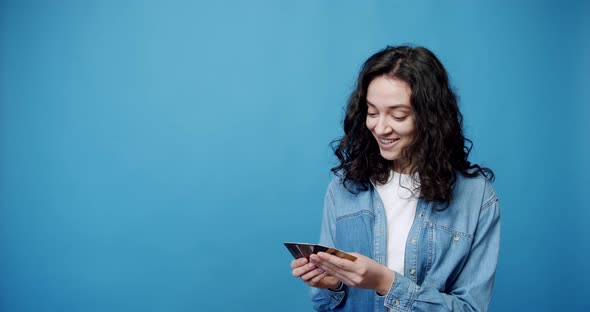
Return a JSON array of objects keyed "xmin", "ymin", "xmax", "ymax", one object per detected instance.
[{"xmin": 331, "ymin": 45, "xmax": 494, "ymax": 204}]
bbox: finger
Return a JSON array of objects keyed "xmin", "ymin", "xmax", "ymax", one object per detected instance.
[
  {"xmin": 301, "ymin": 266, "xmax": 325, "ymax": 282},
  {"xmin": 307, "ymin": 271, "xmax": 328, "ymax": 286},
  {"xmin": 312, "ymin": 258, "xmax": 355, "ymax": 285},
  {"xmin": 317, "ymin": 252, "xmax": 354, "ymax": 270},
  {"xmin": 291, "ymin": 257, "xmax": 308, "ymax": 269},
  {"xmin": 317, "ymin": 262, "xmax": 351, "ymax": 281},
  {"xmin": 317, "ymin": 265, "xmax": 354, "ymax": 286},
  {"xmin": 292, "ymin": 261, "xmax": 315, "ymax": 277},
  {"xmin": 313, "ymin": 255, "xmax": 362, "ymax": 286},
  {"xmin": 314, "ymin": 252, "xmax": 355, "ymax": 273},
  {"xmin": 313, "ymin": 255, "xmax": 340, "ymax": 273},
  {"xmin": 310, "ymin": 271, "xmax": 328, "ymax": 283}
]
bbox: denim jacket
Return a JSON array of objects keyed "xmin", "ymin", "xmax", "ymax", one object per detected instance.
[{"xmin": 310, "ymin": 173, "xmax": 500, "ymax": 312}]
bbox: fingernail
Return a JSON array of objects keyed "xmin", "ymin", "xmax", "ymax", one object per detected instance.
[
  {"xmin": 307, "ymin": 263, "xmax": 316, "ymax": 269},
  {"xmin": 299, "ymin": 258, "xmax": 308, "ymax": 264},
  {"xmin": 317, "ymin": 268, "xmax": 325, "ymax": 273}
]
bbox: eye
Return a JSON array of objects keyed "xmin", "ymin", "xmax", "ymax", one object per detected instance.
[
  {"xmin": 367, "ymin": 111, "xmax": 378, "ymax": 117},
  {"xmin": 392, "ymin": 115, "xmax": 408, "ymax": 121}
]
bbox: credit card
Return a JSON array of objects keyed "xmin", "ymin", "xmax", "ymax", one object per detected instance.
[{"xmin": 283, "ymin": 242, "xmax": 357, "ymax": 261}]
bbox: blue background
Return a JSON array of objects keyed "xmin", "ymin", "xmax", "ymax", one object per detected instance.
[{"xmin": 1, "ymin": 1, "xmax": 588, "ymax": 311}]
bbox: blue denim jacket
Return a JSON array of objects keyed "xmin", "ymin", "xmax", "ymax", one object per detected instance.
[{"xmin": 310, "ymin": 173, "xmax": 500, "ymax": 312}]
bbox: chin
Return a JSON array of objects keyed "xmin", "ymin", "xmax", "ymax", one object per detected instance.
[{"xmin": 379, "ymin": 150, "xmax": 399, "ymax": 161}]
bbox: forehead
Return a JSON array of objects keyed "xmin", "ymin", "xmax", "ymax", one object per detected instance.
[{"xmin": 366, "ymin": 76, "xmax": 412, "ymax": 108}]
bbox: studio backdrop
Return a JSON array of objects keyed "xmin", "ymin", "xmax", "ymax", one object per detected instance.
[{"xmin": 1, "ymin": 1, "xmax": 588, "ymax": 311}]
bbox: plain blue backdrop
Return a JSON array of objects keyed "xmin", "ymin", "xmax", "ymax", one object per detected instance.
[{"xmin": 1, "ymin": 1, "xmax": 588, "ymax": 311}]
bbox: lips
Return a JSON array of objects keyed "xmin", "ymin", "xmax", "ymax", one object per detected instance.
[{"xmin": 379, "ymin": 137, "xmax": 400, "ymax": 145}]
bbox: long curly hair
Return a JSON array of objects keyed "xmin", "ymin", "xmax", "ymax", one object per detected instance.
[{"xmin": 331, "ymin": 45, "xmax": 494, "ymax": 204}]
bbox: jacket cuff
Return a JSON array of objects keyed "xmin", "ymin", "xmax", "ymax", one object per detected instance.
[
  {"xmin": 383, "ymin": 271, "xmax": 419, "ymax": 311},
  {"xmin": 319, "ymin": 286, "xmax": 346, "ymax": 309}
]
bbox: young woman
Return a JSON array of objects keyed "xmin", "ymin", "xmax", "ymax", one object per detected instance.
[{"xmin": 291, "ymin": 46, "xmax": 500, "ymax": 311}]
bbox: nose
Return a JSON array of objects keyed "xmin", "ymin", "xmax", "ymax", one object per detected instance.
[{"xmin": 374, "ymin": 116, "xmax": 393, "ymax": 136}]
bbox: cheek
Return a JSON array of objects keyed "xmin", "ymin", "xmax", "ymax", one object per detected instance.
[
  {"xmin": 396, "ymin": 120, "xmax": 416, "ymax": 137},
  {"xmin": 366, "ymin": 117, "xmax": 376, "ymax": 130}
]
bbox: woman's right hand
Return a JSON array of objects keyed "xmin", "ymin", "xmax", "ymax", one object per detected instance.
[{"xmin": 291, "ymin": 257, "xmax": 341, "ymax": 289}]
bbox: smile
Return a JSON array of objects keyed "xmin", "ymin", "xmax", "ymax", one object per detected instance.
[{"xmin": 379, "ymin": 138, "xmax": 400, "ymax": 145}]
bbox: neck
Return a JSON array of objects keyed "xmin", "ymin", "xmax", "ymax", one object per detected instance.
[{"xmin": 392, "ymin": 160, "xmax": 413, "ymax": 174}]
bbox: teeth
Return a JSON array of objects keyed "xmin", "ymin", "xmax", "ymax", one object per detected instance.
[{"xmin": 380, "ymin": 138, "xmax": 398, "ymax": 144}]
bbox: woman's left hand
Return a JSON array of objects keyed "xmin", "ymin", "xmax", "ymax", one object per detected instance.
[{"xmin": 309, "ymin": 251, "xmax": 394, "ymax": 296}]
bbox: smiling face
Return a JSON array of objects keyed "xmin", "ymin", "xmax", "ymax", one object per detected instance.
[{"xmin": 365, "ymin": 75, "xmax": 416, "ymax": 173}]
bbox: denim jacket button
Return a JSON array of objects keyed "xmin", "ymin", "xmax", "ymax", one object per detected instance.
[
  {"xmin": 419, "ymin": 213, "xmax": 424, "ymax": 218},
  {"xmin": 394, "ymin": 299, "xmax": 400, "ymax": 306},
  {"xmin": 453, "ymin": 235, "xmax": 460, "ymax": 241},
  {"xmin": 410, "ymin": 238, "xmax": 416, "ymax": 244},
  {"xmin": 409, "ymin": 268, "xmax": 416, "ymax": 275}
]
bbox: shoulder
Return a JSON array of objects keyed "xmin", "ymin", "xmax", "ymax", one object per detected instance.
[
  {"xmin": 453, "ymin": 172, "xmax": 498, "ymax": 211},
  {"xmin": 325, "ymin": 175, "xmax": 373, "ymax": 211},
  {"xmin": 327, "ymin": 174, "xmax": 372, "ymax": 197},
  {"xmin": 431, "ymin": 172, "xmax": 499, "ymax": 236}
]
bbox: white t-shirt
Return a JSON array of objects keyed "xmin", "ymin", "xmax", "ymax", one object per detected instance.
[{"xmin": 375, "ymin": 171, "xmax": 420, "ymax": 275}]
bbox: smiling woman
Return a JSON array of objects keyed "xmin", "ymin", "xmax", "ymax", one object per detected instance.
[{"xmin": 290, "ymin": 46, "xmax": 500, "ymax": 312}]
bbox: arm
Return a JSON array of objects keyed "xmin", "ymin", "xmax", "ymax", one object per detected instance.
[{"xmin": 383, "ymin": 192, "xmax": 501, "ymax": 311}]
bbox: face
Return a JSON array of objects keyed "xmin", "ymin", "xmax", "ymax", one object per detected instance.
[{"xmin": 365, "ymin": 75, "xmax": 416, "ymax": 172}]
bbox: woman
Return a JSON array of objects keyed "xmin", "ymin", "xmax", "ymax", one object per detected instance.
[{"xmin": 291, "ymin": 46, "xmax": 500, "ymax": 311}]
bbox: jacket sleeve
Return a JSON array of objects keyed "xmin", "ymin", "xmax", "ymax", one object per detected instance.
[
  {"xmin": 383, "ymin": 183, "xmax": 501, "ymax": 312},
  {"xmin": 310, "ymin": 182, "xmax": 347, "ymax": 311}
]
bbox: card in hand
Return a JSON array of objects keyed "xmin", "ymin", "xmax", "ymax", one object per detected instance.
[{"xmin": 283, "ymin": 242, "xmax": 357, "ymax": 261}]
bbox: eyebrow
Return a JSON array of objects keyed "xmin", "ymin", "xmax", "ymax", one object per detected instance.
[{"xmin": 366, "ymin": 101, "xmax": 410, "ymax": 110}]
